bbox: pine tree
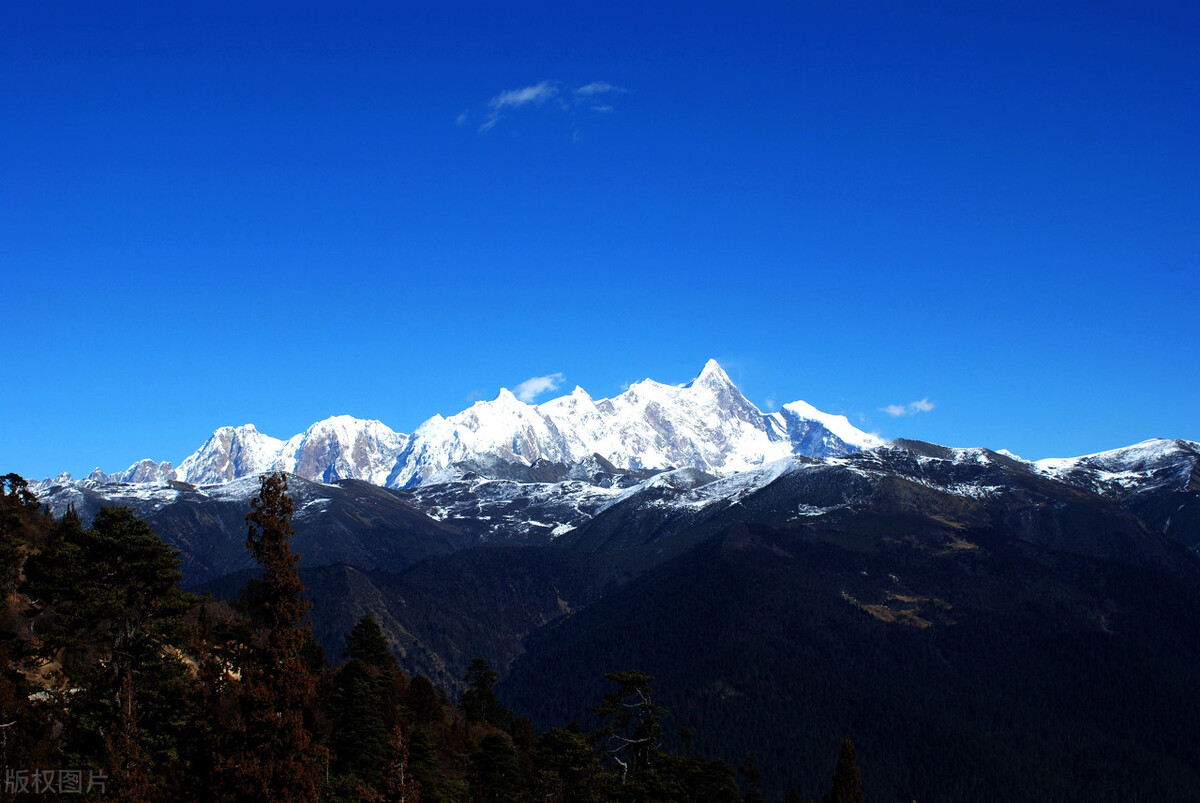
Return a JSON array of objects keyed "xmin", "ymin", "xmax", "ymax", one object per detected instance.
[
  {"xmin": 822, "ymin": 735, "xmax": 866, "ymax": 803},
  {"xmin": 459, "ymin": 658, "xmax": 511, "ymax": 730},
  {"xmin": 469, "ymin": 733, "xmax": 524, "ymax": 803},
  {"xmin": 21, "ymin": 504, "xmax": 191, "ymax": 784},
  {"xmin": 592, "ymin": 671, "xmax": 666, "ymax": 782},
  {"xmin": 696, "ymin": 758, "xmax": 745, "ymax": 803},
  {"xmin": 408, "ymin": 726, "xmax": 454, "ymax": 803},
  {"xmin": 1, "ymin": 481, "xmax": 63, "ymax": 773},
  {"xmin": 328, "ymin": 656, "xmax": 391, "ymax": 788},
  {"xmin": 649, "ymin": 754, "xmax": 742, "ymax": 803},
  {"xmin": 208, "ymin": 473, "xmax": 326, "ymax": 801},
  {"xmin": 242, "ymin": 473, "xmax": 307, "ymax": 635},
  {"xmin": 535, "ymin": 725, "xmax": 613, "ymax": 803},
  {"xmin": 24, "ymin": 506, "xmax": 188, "ymax": 674},
  {"xmin": 0, "ymin": 474, "xmax": 40, "ymax": 605},
  {"xmin": 346, "ymin": 614, "xmax": 395, "ymax": 669},
  {"xmin": 327, "ymin": 612, "xmax": 403, "ymax": 792},
  {"xmin": 405, "ymin": 676, "xmax": 443, "ymax": 725}
]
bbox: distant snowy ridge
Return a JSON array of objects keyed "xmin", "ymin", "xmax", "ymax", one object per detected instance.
[
  {"xmin": 1035, "ymin": 438, "xmax": 1200, "ymax": 495},
  {"xmin": 82, "ymin": 417, "xmax": 408, "ymax": 488},
  {"xmin": 37, "ymin": 360, "xmax": 883, "ymax": 491},
  {"xmin": 387, "ymin": 359, "xmax": 882, "ymax": 487},
  {"xmin": 1035, "ymin": 438, "xmax": 1199, "ymax": 476}
]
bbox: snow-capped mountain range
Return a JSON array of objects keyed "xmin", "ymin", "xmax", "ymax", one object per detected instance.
[
  {"xmin": 27, "ymin": 353, "xmax": 1199, "ymax": 585},
  {"xmin": 38, "ymin": 360, "xmax": 882, "ymax": 491}
]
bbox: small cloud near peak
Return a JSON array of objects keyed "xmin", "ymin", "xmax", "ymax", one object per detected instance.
[
  {"xmin": 881, "ymin": 398, "xmax": 936, "ymax": 417},
  {"xmin": 513, "ymin": 372, "xmax": 566, "ymax": 402}
]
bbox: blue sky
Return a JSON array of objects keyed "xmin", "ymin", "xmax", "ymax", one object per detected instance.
[{"xmin": 4, "ymin": 1, "xmax": 1198, "ymax": 480}]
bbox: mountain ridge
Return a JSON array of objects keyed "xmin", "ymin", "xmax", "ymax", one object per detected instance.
[{"xmin": 38, "ymin": 360, "xmax": 882, "ymax": 491}]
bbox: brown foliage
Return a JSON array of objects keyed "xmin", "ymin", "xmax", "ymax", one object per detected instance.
[{"xmin": 202, "ymin": 474, "xmax": 327, "ymax": 801}]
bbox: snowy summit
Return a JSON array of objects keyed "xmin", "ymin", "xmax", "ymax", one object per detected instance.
[{"xmin": 39, "ymin": 361, "xmax": 883, "ymax": 491}]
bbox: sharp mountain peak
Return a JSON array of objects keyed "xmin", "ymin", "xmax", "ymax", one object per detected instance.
[{"xmin": 42, "ymin": 360, "xmax": 877, "ymax": 490}]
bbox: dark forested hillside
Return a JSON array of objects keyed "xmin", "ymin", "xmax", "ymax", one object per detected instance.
[
  {"xmin": 37, "ymin": 475, "xmax": 467, "ymax": 586},
  {"xmin": 2, "ymin": 473, "xmax": 866, "ymax": 801},
  {"xmin": 195, "ymin": 546, "xmax": 608, "ymax": 691},
  {"xmin": 504, "ymin": 519, "xmax": 1200, "ymax": 801},
  {"xmin": 302, "ymin": 547, "xmax": 608, "ymax": 691}
]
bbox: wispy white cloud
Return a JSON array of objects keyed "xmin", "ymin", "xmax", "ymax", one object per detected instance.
[
  {"xmin": 479, "ymin": 81, "xmax": 561, "ymax": 133},
  {"xmin": 489, "ymin": 81, "xmax": 560, "ymax": 111},
  {"xmin": 575, "ymin": 81, "xmax": 626, "ymax": 97},
  {"xmin": 513, "ymin": 372, "xmax": 565, "ymax": 402},
  {"xmin": 455, "ymin": 110, "xmax": 469, "ymax": 126},
  {"xmin": 473, "ymin": 79, "xmax": 627, "ymax": 134},
  {"xmin": 881, "ymin": 398, "xmax": 936, "ymax": 417}
]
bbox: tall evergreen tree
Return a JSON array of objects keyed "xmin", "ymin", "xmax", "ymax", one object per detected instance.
[
  {"xmin": 242, "ymin": 473, "xmax": 307, "ymax": 635},
  {"xmin": 405, "ymin": 676, "xmax": 443, "ymax": 725},
  {"xmin": 592, "ymin": 671, "xmax": 666, "ymax": 783},
  {"xmin": 0, "ymin": 474, "xmax": 40, "ymax": 605},
  {"xmin": 535, "ymin": 725, "xmax": 612, "ymax": 803},
  {"xmin": 207, "ymin": 473, "xmax": 326, "ymax": 801},
  {"xmin": 408, "ymin": 726, "xmax": 455, "ymax": 803},
  {"xmin": 21, "ymin": 505, "xmax": 191, "ymax": 783},
  {"xmin": 346, "ymin": 614, "xmax": 395, "ymax": 669},
  {"xmin": 328, "ymin": 657, "xmax": 391, "ymax": 788},
  {"xmin": 823, "ymin": 735, "xmax": 866, "ymax": 803},
  {"xmin": 695, "ymin": 758, "xmax": 745, "ymax": 803},
  {"xmin": 469, "ymin": 733, "xmax": 525, "ymax": 803},
  {"xmin": 326, "ymin": 614, "xmax": 403, "ymax": 792},
  {"xmin": 24, "ymin": 506, "xmax": 185, "ymax": 670},
  {"xmin": 459, "ymin": 658, "xmax": 511, "ymax": 730}
]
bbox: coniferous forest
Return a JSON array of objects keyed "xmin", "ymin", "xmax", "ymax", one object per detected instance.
[{"xmin": 0, "ymin": 473, "xmax": 861, "ymax": 802}]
